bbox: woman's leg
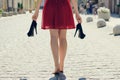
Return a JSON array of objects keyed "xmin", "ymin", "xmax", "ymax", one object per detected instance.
[
  {"xmin": 58, "ymin": 29, "xmax": 67, "ymax": 71},
  {"xmin": 49, "ymin": 29, "xmax": 59, "ymax": 72}
]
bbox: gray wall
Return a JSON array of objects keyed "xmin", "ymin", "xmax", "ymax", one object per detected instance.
[{"xmin": 0, "ymin": 0, "xmax": 2, "ymax": 8}]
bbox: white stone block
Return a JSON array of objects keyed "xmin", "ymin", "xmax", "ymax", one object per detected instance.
[
  {"xmin": 86, "ymin": 17, "xmax": 93, "ymax": 22},
  {"xmin": 97, "ymin": 7, "xmax": 110, "ymax": 21},
  {"xmin": 97, "ymin": 19, "xmax": 106, "ymax": 28},
  {"xmin": 113, "ymin": 25, "xmax": 120, "ymax": 36}
]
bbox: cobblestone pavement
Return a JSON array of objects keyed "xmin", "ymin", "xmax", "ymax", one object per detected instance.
[{"xmin": 0, "ymin": 11, "xmax": 120, "ymax": 80}]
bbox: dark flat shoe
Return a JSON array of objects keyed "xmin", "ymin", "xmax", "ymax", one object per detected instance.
[
  {"xmin": 52, "ymin": 72, "xmax": 59, "ymax": 76},
  {"xmin": 59, "ymin": 71, "xmax": 66, "ymax": 80}
]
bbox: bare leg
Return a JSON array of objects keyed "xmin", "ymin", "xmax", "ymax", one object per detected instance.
[
  {"xmin": 49, "ymin": 29, "xmax": 59, "ymax": 73},
  {"xmin": 58, "ymin": 30, "xmax": 67, "ymax": 71}
]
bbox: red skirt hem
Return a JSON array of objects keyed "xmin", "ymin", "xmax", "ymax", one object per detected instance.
[{"xmin": 41, "ymin": 27, "xmax": 75, "ymax": 30}]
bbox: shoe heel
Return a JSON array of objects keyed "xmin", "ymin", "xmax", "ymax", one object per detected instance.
[
  {"xmin": 34, "ymin": 25, "xmax": 37, "ymax": 34},
  {"xmin": 74, "ymin": 28, "xmax": 78, "ymax": 37}
]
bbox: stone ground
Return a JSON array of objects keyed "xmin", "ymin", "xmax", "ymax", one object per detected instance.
[{"xmin": 0, "ymin": 11, "xmax": 120, "ymax": 80}]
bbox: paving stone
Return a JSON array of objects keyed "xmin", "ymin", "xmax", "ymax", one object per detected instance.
[{"xmin": 0, "ymin": 11, "xmax": 120, "ymax": 80}]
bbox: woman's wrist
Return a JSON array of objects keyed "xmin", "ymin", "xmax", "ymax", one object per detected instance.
[
  {"xmin": 74, "ymin": 9, "xmax": 79, "ymax": 15},
  {"xmin": 35, "ymin": 9, "xmax": 39, "ymax": 14},
  {"xmin": 75, "ymin": 11, "xmax": 79, "ymax": 15}
]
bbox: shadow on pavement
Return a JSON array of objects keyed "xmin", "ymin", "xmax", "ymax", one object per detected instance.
[
  {"xmin": 109, "ymin": 33, "xmax": 120, "ymax": 37},
  {"xmin": 111, "ymin": 14, "xmax": 120, "ymax": 18},
  {"xmin": 79, "ymin": 78, "xmax": 86, "ymax": 80}
]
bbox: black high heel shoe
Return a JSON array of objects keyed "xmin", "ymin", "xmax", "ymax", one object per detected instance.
[
  {"xmin": 34, "ymin": 24, "xmax": 37, "ymax": 34},
  {"xmin": 74, "ymin": 23, "xmax": 86, "ymax": 39},
  {"xmin": 27, "ymin": 20, "xmax": 37, "ymax": 37}
]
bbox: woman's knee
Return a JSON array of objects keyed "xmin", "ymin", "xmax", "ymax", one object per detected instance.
[
  {"xmin": 59, "ymin": 30, "xmax": 67, "ymax": 41},
  {"xmin": 50, "ymin": 30, "xmax": 59, "ymax": 42},
  {"xmin": 59, "ymin": 36, "xmax": 66, "ymax": 41},
  {"xmin": 59, "ymin": 31, "xmax": 66, "ymax": 40}
]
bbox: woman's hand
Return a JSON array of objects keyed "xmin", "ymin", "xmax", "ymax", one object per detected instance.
[
  {"xmin": 32, "ymin": 11, "xmax": 39, "ymax": 21},
  {"xmin": 75, "ymin": 13, "xmax": 82, "ymax": 23}
]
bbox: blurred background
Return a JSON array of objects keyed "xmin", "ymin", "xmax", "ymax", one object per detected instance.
[{"xmin": 0, "ymin": 0, "xmax": 120, "ymax": 15}]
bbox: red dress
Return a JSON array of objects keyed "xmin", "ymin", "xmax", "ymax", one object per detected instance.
[{"xmin": 41, "ymin": 0, "xmax": 75, "ymax": 29}]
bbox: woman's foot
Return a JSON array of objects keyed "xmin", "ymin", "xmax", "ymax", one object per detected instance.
[
  {"xmin": 52, "ymin": 71, "xmax": 59, "ymax": 74},
  {"xmin": 59, "ymin": 71, "xmax": 66, "ymax": 80},
  {"xmin": 59, "ymin": 64, "xmax": 64, "ymax": 73}
]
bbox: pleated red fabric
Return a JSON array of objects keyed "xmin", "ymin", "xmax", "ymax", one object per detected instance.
[{"xmin": 41, "ymin": 0, "xmax": 75, "ymax": 29}]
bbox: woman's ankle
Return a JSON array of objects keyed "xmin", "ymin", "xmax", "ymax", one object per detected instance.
[
  {"xmin": 60, "ymin": 65, "xmax": 64, "ymax": 71},
  {"xmin": 54, "ymin": 66, "xmax": 60, "ymax": 71}
]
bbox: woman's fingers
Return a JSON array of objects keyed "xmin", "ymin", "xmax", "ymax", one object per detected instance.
[
  {"xmin": 32, "ymin": 16, "xmax": 36, "ymax": 21},
  {"xmin": 76, "ymin": 13, "xmax": 82, "ymax": 23},
  {"xmin": 32, "ymin": 12, "xmax": 38, "ymax": 21},
  {"xmin": 77, "ymin": 17, "xmax": 82, "ymax": 23}
]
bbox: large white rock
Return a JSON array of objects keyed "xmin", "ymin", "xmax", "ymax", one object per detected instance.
[
  {"xmin": 113, "ymin": 25, "xmax": 120, "ymax": 36},
  {"xmin": 98, "ymin": 12, "xmax": 110, "ymax": 21},
  {"xmin": 97, "ymin": 7, "xmax": 110, "ymax": 21},
  {"xmin": 97, "ymin": 19, "xmax": 106, "ymax": 28},
  {"xmin": 86, "ymin": 17, "xmax": 93, "ymax": 22}
]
